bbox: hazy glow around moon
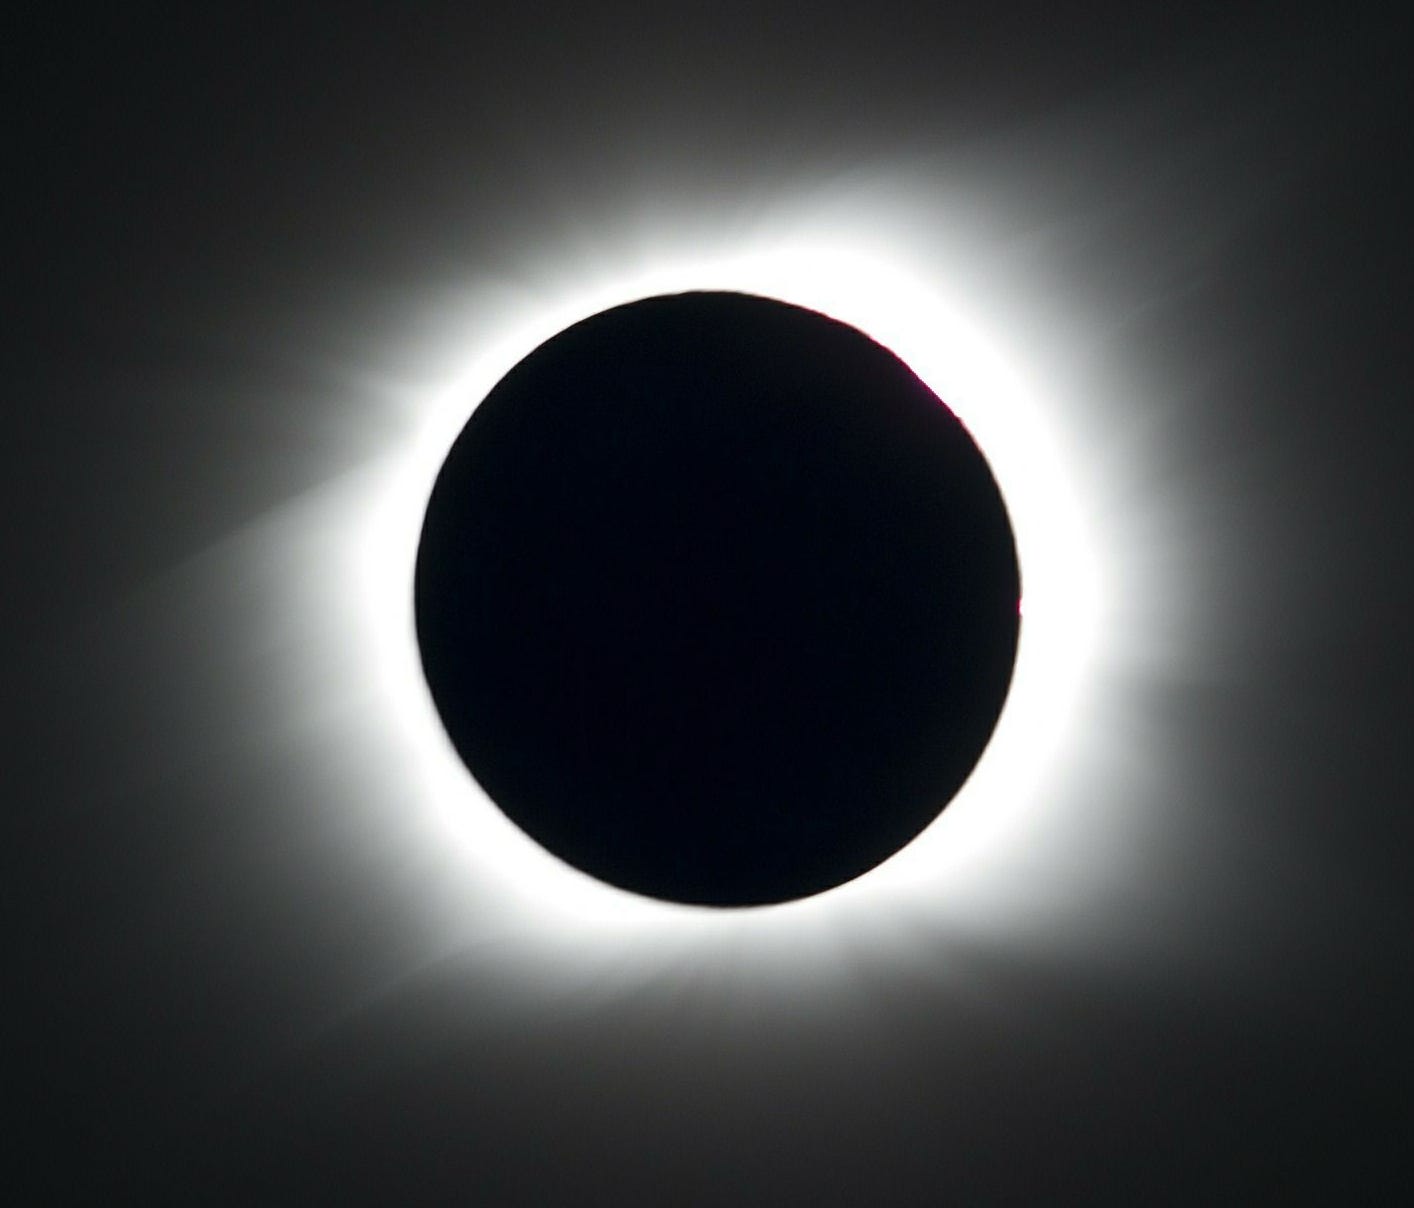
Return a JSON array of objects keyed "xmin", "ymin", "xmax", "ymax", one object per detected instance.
[
  {"xmin": 207, "ymin": 171, "xmax": 1197, "ymax": 986},
  {"xmin": 301, "ymin": 206, "xmax": 1115, "ymax": 963}
]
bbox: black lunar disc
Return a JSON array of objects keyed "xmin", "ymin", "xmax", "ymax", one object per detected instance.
[{"xmin": 415, "ymin": 292, "xmax": 1020, "ymax": 906}]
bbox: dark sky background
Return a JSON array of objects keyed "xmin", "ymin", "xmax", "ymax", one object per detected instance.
[{"xmin": 9, "ymin": 4, "xmax": 1414, "ymax": 1202}]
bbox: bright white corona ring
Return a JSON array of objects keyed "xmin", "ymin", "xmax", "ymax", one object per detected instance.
[{"xmin": 347, "ymin": 225, "xmax": 1103, "ymax": 961}]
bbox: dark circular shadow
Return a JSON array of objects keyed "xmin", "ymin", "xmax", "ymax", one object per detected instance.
[{"xmin": 415, "ymin": 291, "xmax": 1019, "ymax": 906}]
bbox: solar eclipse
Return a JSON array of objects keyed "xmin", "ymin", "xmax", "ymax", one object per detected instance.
[
  {"xmin": 17, "ymin": 10, "xmax": 1408, "ymax": 1200},
  {"xmin": 414, "ymin": 292, "xmax": 1021, "ymax": 906},
  {"xmin": 360, "ymin": 235, "xmax": 1102, "ymax": 935}
]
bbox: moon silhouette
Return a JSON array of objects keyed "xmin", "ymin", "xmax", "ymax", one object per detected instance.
[{"xmin": 415, "ymin": 291, "xmax": 1020, "ymax": 906}]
